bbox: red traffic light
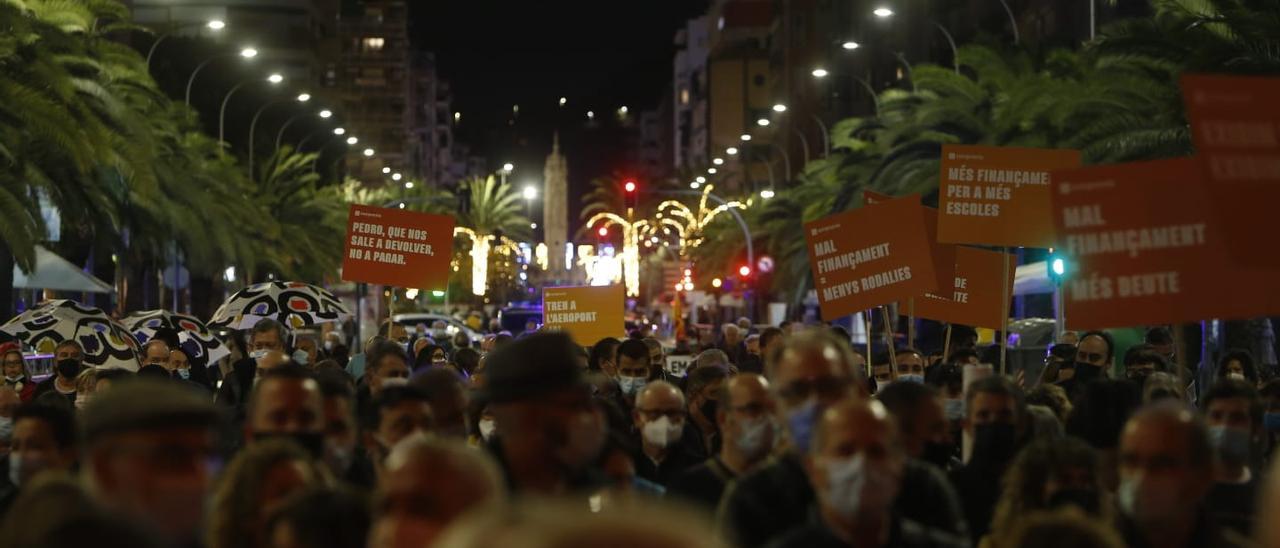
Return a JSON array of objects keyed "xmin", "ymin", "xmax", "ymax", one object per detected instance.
[
  {"xmin": 624, "ymin": 181, "xmax": 637, "ymax": 193},
  {"xmin": 597, "ymin": 227, "xmax": 609, "ymax": 237},
  {"xmin": 738, "ymin": 265, "xmax": 751, "ymax": 277}
]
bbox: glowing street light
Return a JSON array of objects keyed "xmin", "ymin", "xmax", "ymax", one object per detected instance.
[
  {"xmin": 695, "ymin": 176, "xmax": 706, "ymax": 183},
  {"xmin": 333, "ymin": 127, "xmax": 345, "ymax": 135},
  {"xmin": 267, "ymin": 73, "xmax": 284, "ymax": 84},
  {"xmin": 319, "ymin": 109, "xmax": 332, "ymax": 118},
  {"xmin": 812, "ymin": 68, "xmax": 829, "ymax": 78},
  {"xmin": 382, "ymin": 167, "xmax": 391, "ymax": 174},
  {"xmin": 772, "ymin": 103, "xmax": 787, "ymax": 112},
  {"xmin": 363, "ymin": 148, "xmax": 375, "ymax": 157},
  {"xmin": 690, "ymin": 182, "xmax": 700, "ymax": 189},
  {"xmin": 712, "ymin": 157, "xmax": 724, "ymax": 165},
  {"xmin": 391, "ymin": 173, "xmax": 402, "ymax": 181},
  {"xmin": 523, "ymin": 186, "xmax": 537, "ymax": 200},
  {"xmin": 740, "ymin": 134, "xmax": 752, "ymax": 141},
  {"xmin": 206, "ymin": 19, "xmax": 226, "ymax": 30},
  {"xmin": 726, "ymin": 147, "xmax": 739, "ymax": 155},
  {"xmin": 712, "ymin": 278, "xmax": 722, "ymax": 288},
  {"xmin": 240, "ymin": 47, "xmax": 259, "ymax": 58},
  {"xmin": 404, "ymin": 181, "xmax": 414, "ymax": 189},
  {"xmin": 873, "ymin": 7, "xmax": 894, "ymax": 17},
  {"xmin": 761, "ymin": 189, "xmax": 776, "ymax": 199},
  {"xmin": 296, "ymin": 93, "xmax": 311, "ymax": 102},
  {"xmin": 842, "ymin": 41, "xmax": 860, "ymax": 50},
  {"xmin": 345, "ymin": 136, "xmax": 358, "ymax": 145},
  {"xmin": 502, "ymin": 162, "xmax": 514, "ymax": 173},
  {"xmin": 756, "ymin": 118, "xmax": 770, "ymax": 127},
  {"xmin": 707, "ymin": 167, "xmax": 717, "ymax": 174},
  {"xmin": 559, "ymin": 97, "xmax": 567, "ymax": 106}
]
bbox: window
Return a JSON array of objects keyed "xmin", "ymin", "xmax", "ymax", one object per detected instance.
[{"xmin": 362, "ymin": 36, "xmax": 385, "ymax": 51}]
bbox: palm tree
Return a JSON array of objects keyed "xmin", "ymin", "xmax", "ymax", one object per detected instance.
[{"xmin": 453, "ymin": 175, "xmax": 529, "ymax": 298}]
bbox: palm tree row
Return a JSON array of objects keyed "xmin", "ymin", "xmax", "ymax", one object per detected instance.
[
  {"xmin": 688, "ymin": 0, "xmax": 1280, "ymax": 307},
  {"xmin": 0, "ymin": 0, "xmax": 349, "ymax": 316}
]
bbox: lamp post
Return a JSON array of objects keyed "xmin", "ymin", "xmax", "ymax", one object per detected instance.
[
  {"xmin": 500, "ymin": 163, "xmax": 513, "ymax": 186},
  {"xmin": 249, "ymin": 92, "xmax": 309, "ymax": 176},
  {"xmin": 219, "ymin": 72, "xmax": 283, "ymax": 145},
  {"xmin": 185, "ymin": 47, "xmax": 258, "ymax": 105},
  {"xmin": 146, "ymin": 19, "xmax": 225, "ymax": 69}
]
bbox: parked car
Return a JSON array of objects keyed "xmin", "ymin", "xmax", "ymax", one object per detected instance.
[
  {"xmin": 392, "ymin": 313, "xmax": 483, "ymax": 347},
  {"xmin": 498, "ymin": 305, "xmax": 542, "ymax": 336}
]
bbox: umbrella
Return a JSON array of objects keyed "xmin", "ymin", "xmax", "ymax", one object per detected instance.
[
  {"xmin": 122, "ymin": 310, "xmax": 230, "ymax": 366},
  {"xmin": 0, "ymin": 299, "xmax": 140, "ymax": 371},
  {"xmin": 209, "ymin": 281, "xmax": 351, "ymax": 330}
]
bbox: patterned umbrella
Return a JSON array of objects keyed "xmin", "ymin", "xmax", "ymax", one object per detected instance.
[
  {"xmin": 209, "ymin": 281, "xmax": 351, "ymax": 330},
  {"xmin": 122, "ymin": 310, "xmax": 230, "ymax": 366},
  {"xmin": 0, "ymin": 300, "xmax": 140, "ymax": 371}
]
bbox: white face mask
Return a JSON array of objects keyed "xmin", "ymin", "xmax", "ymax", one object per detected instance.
[
  {"xmin": 478, "ymin": 418, "xmax": 497, "ymax": 441},
  {"xmin": 733, "ymin": 415, "xmax": 776, "ymax": 460},
  {"xmin": 1118, "ymin": 474, "xmax": 1187, "ymax": 522},
  {"xmin": 618, "ymin": 376, "xmax": 647, "ymax": 397},
  {"xmin": 249, "ymin": 349, "xmax": 268, "ymax": 360},
  {"xmin": 641, "ymin": 415, "xmax": 685, "ymax": 448},
  {"xmin": 1227, "ymin": 372, "xmax": 1246, "ymax": 381},
  {"xmin": 9, "ymin": 452, "xmax": 50, "ymax": 487},
  {"xmin": 380, "ymin": 377, "xmax": 409, "ymax": 389},
  {"xmin": 323, "ymin": 341, "xmax": 335, "ymax": 352},
  {"xmin": 292, "ymin": 349, "xmax": 310, "ymax": 366},
  {"xmin": 823, "ymin": 453, "xmax": 899, "ymax": 520}
]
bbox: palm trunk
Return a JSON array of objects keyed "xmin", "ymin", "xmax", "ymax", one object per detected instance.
[{"xmin": 0, "ymin": 245, "xmax": 13, "ymax": 322}]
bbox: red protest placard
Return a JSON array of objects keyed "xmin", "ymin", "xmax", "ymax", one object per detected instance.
[
  {"xmin": 911, "ymin": 246, "xmax": 1014, "ymax": 330},
  {"xmin": 341, "ymin": 204, "xmax": 455, "ymax": 290},
  {"xmin": 938, "ymin": 145, "xmax": 1081, "ymax": 248},
  {"xmin": 805, "ymin": 196, "xmax": 939, "ymax": 320},
  {"xmin": 1181, "ymin": 74, "xmax": 1280, "ymax": 267},
  {"xmin": 1051, "ymin": 157, "xmax": 1280, "ymax": 329},
  {"xmin": 864, "ymin": 191, "xmax": 956, "ymax": 294}
]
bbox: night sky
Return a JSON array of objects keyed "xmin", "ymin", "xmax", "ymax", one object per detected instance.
[{"xmin": 409, "ymin": 1, "xmax": 709, "ymax": 224}]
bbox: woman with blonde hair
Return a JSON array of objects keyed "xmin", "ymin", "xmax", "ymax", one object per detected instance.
[{"xmin": 207, "ymin": 439, "xmax": 329, "ymax": 548}]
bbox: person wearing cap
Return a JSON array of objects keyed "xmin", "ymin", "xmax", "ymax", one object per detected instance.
[
  {"xmin": 482, "ymin": 332, "xmax": 607, "ymax": 495},
  {"xmin": 80, "ymin": 378, "xmax": 222, "ymax": 546}
]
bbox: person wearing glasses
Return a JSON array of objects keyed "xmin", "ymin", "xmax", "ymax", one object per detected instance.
[{"xmin": 629, "ymin": 381, "xmax": 701, "ymax": 487}]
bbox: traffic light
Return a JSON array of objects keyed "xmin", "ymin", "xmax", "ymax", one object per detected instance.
[
  {"xmin": 1046, "ymin": 249, "xmax": 1069, "ymax": 285},
  {"xmin": 597, "ymin": 226, "xmax": 608, "ymax": 237},
  {"xmin": 624, "ymin": 180, "xmax": 637, "ymax": 193},
  {"xmin": 738, "ymin": 265, "xmax": 751, "ymax": 277}
]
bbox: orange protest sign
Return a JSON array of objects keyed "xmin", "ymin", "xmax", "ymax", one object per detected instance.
[
  {"xmin": 341, "ymin": 204, "xmax": 455, "ymax": 290},
  {"xmin": 805, "ymin": 195, "xmax": 939, "ymax": 320},
  {"xmin": 912, "ymin": 246, "xmax": 1014, "ymax": 330},
  {"xmin": 864, "ymin": 191, "xmax": 956, "ymax": 294},
  {"xmin": 1051, "ymin": 158, "xmax": 1280, "ymax": 329},
  {"xmin": 542, "ymin": 285, "xmax": 625, "ymax": 345},
  {"xmin": 1181, "ymin": 74, "xmax": 1280, "ymax": 267},
  {"xmin": 938, "ymin": 144, "xmax": 1081, "ymax": 248}
]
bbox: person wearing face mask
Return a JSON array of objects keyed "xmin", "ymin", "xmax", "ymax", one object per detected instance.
[
  {"xmin": 628, "ymin": 381, "xmax": 701, "ymax": 488},
  {"xmin": 720, "ymin": 331, "xmax": 967, "ymax": 548},
  {"xmin": 876, "ymin": 381, "xmax": 957, "ymax": 471},
  {"xmin": 481, "ymin": 332, "xmax": 608, "ymax": 495},
  {"xmin": 0, "ymin": 402, "xmax": 77, "ymax": 520},
  {"xmin": 1122, "ymin": 348, "xmax": 1168, "ymax": 390},
  {"xmin": 293, "ymin": 334, "xmax": 320, "ymax": 368},
  {"xmin": 81, "ymin": 379, "xmax": 222, "ymax": 546},
  {"xmin": 316, "ymin": 371, "xmax": 375, "ymax": 489},
  {"xmin": 1, "ymin": 345, "xmax": 34, "ymax": 402},
  {"xmin": 948, "ymin": 375, "xmax": 1028, "ymax": 543},
  {"xmin": 985, "ymin": 437, "xmax": 1112, "ymax": 548},
  {"xmin": 140, "ymin": 339, "xmax": 171, "ymax": 370},
  {"xmin": 1216, "ymin": 349, "xmax": 1259, "ymax": 387},
  {"xmin": 362, "ymin": 386, "xmax": 435, "ymax": 480},
  {"xmin": 684, "ymin": 365, "xmax": 729, "ymax": 457},
  {"xmin": 770, "ymin": 398, "xmax": 968, "ymax": 548},
  {"xmin": 894, "ymin": 348, "xmax": 927, "ymax": 385},
  {"xmin": 1055, "ymin": 331, "xmax": 1114, "ymax": 401},
  {"xmin": 32, "ymin": 340, "xmax": 85, "ymax": 406},
  {"xmin": 1116, "ymin": 403, "xmax": 1244, "ymax": 548},
  {"xmin": 412, "ymin": 344, "xmax": 448, "ymax": 373},
  {"xmin": 1201, "ymin": 379, "xmax": 1264, "ymax": 538},
  {"xmin": 668, "ymin": 373, "xmax": 777, "ymax": 509},
  {"xmin": 169, "ymin": 347, "xmax": 213, "ymax": 392},
  {"xmin": 615, "ymin": 339, "xmax": 654, "ymax": 408},
  {"xmin": 244, "ymin": 365, "xmax": 326, "ymax": 459},
  {"xmin": 217, "ymin": 319, "xmax": 292, "ymax": 413},
  {"xmin": 355, "ymin": 341, "xmax": 413, "ymax": 423}
]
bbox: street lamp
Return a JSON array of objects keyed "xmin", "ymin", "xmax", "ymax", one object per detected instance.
[
  {"xmin": 842, "ymin": 41, "xmax": 860, "ymax": 50},
  {"xmin": 761, "ymin": 189, "xmax": 776, "ymax": 199},
  {"xmin": 712, "ymin": 157, "xmax": 724, "ymax": 165},
  {"xmin": 500, "ymin": 162, "xmax": 514, "ymax": 185},
  {"xmin": 695, "ymin": 176, "xmax": 706, "ymax": 183},
  {"xmin": 184, "ymin": 47, "xmax": 258, "ymax": 105},
  {"xmin": 333, "ymin": 127, "xmax": 346, "ymax": 135},
  {"xmin": 756, "ymin": 118, "xmax": 770, "ymax": 127},
  {"xmin": 319, "ymin": 109, "xmax": 332, "ymax": 118},
  {"xmin": 873, "ymin": 7, "xmax": 894, "ymax": 17},
  {"xmin": 392, "ymin": 172, "xmax": 402, "ymax": 181},
  {"xmin": 275, "ymin": 107, "xmax": 329, "ymax": 150},
  {"xmin": 726, "ymin": 147, "xmax": 738, "ymax": 155},
  {"xmin": 363, "ymin": 148, "xmax": 375, "ymax": 157},
  {"xmin": 404, "ymin": 181, "xmax": 415, "ymax": 189},
  {"xmin": 146, "ymin": 19, "xmax": 226, "ymax": 69},
  {"xmin": 811, "ymin": 68, "xmax": 829, "ymax": 78},
  {"xmin": 219, "ymin": 72, "xmax": 283, "ymax": 144},
  {"xmin": 249, "ymin": 91, "xmax": 311, "ymax": 174},
  {"xmin": 690, "ymin": 182, "xmax": 700, "ymax": 189},
  {"xmin": 346, "ymin": 136, "xmax": 358, "ymax": 145},
  {"xmin": 772, "ymin": 104, "xmax": 787, "ymax": 113},
  {"xmin": 740, "ymin": 134, "xmax": 752, "ymax": 141},
  {"xmin": 522, "ymin": 186, "xmax": 537, "ymax": 200},
  {"xmin": 382, "ymin": 167, "xmax": 391, "ymax": 174}
]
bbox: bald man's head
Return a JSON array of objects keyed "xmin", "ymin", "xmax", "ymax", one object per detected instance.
[
  {"xmin": 805, "ymin": 397, "xmax": 904, "ymax": 521},
  {"xmin": 811, "ymin": 397, "xmax": 899, "ymax": 456},
  {"xmin": 635, "ymin": 380, "xmax": 685, "ymax": 409},
  {"xmin": 768, "ymin": 331, "xmax": 864, "ymax": 414},
  {"xmin": 1118, "ymin": 403, "xmax": 1214, "ymax": 524}
]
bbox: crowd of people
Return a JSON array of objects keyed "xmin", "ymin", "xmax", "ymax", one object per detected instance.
[{"xmin": 0, "ymin": 315, "xmax": 1278, "ymax": 548}]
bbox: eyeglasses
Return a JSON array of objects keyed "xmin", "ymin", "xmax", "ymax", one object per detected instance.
[{"xmin": 636, "ymin": 408, "xmax": 685, "ymax": 422}]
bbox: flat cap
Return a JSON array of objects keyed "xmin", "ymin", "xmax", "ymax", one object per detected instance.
[
  {"xmin": 81, "ymin": 378, "xmax": 222, "ymax": 443},
  {"xmin": 480, "ymin": 332, "xmax": 586, "ymax": 404}
]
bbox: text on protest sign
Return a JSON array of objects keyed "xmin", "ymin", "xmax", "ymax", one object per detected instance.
[
  {"xmin": 864, "ymin": 191, "xmax": 956, "ymax": 296},
  {"xmin": 1181, "ymin": 74, "xmax": 1280, "ymax": 267},
  {"xmin": 542, "ymin": 285, "xmax": 625, "ymax": 345},
  {"xmin": 938, "ymin": 144, "xmax": 1081, "ymax": 248},
  {"xmin": 911, "ymin": 246, "xmax": 1014, "ymax": 330},
  {"xmin": 805, "ymin": 195, "xmax": 939, "ymax": 320},
  {"xmin": 1050, "ymin": 158, "xmax": 1280, "ymax": 329},
  {"xmin": 341, "ymin": 204, "xmax": 455, "ymax": 290}
]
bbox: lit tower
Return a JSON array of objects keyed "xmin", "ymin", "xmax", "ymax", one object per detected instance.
[{"xmin": 543, "ymin": 133, "xmax": 569, "ymax": 273}]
